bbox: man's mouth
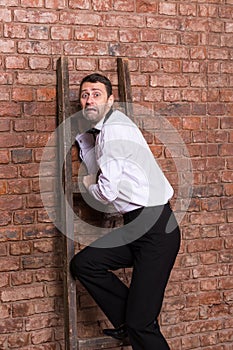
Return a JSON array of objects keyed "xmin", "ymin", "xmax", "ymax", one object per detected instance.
[{"xmin": 85, "ymin": 107, "xmax": 97, "ymax": 113}]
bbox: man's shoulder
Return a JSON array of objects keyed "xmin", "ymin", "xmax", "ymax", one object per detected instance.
[{"xmin": 106, "ymin": 109, "xmax": 135, "ymax": 127}]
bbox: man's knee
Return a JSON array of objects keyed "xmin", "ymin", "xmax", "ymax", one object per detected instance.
[
  {"xmin": 70, "ymin": 247, "xmax": 99, "ymax": 279},
  {"xmin": 70, "ymin": 249, "xmax": 90, "ymax": 279}
]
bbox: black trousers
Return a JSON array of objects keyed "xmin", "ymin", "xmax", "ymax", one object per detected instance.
[{"xmin": 70, "ymin": 203, "xmax": 180, "ymax": 350}]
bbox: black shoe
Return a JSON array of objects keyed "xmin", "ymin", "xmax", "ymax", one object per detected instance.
[{"xmin": 103, "ymin": 325, "xmax": 128, "ymax": 340}]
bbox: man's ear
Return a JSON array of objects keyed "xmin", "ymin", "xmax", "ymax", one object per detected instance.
[{"xmin": 108, "ymin": 94, "xmax": 114, "ymax": 108}]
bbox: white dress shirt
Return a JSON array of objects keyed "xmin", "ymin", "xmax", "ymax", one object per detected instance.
[{"xmin": 76, "ymin": 110, "xmax": 174, "ymax": 214}]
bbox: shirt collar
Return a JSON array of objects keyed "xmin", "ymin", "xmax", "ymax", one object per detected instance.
[{"xmin": 94, "ymin": 108, "xmax": 113, "ymax": 131}]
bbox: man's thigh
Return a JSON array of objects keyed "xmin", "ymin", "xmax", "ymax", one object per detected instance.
[{"xmin": 72, "ymin": 243, "xmax": 134, "ymax": 273}]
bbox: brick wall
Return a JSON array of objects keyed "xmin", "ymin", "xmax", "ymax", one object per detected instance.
[{"xmin": 0, "ymin": 1, "xmax": 233, "ymax": 349}]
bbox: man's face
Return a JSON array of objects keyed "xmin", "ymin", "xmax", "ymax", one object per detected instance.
[{"xmin": 80, "ymin": 82, "xmax": 114, "ymax": 125}]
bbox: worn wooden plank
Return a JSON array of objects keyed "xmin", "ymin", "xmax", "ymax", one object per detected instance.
[
  {"xmin": 117, "ymin": 57, "xmax": 133, "ymax": 119},
  {"xmin": 78, "ymin": 336, "xmax": 130, "ymax": 350},
  {"xmin": 57, "ymin": 56, "xmax": 78, "ymax": 350}
]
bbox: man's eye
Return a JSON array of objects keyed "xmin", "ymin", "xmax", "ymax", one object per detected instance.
[
  {"xmin": 81, "ymin": 93, "xmax": 89, "ymax": 99},
  {"xmin": 93, "ymin": 92, "xmax": 101, "ymax": 98}
]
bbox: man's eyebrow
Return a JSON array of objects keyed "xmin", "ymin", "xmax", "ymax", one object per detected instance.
[{"xmin": 81, "ymin": 88, "xmax": 103, "ymax": 92}]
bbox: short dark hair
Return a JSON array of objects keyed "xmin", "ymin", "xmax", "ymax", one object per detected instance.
[{"xmin": 79, "ymin": 73, "xmax": 113, "ymax": 98}]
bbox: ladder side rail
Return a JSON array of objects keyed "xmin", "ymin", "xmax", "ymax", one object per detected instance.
[{"xmin": 57, "ymin": 57, "xmax": 78, "ymax": 350}]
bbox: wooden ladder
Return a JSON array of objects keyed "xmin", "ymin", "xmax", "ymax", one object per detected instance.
[{"xmin": 57, "ymin": 57, "xmax": 133, "ymax": 350}]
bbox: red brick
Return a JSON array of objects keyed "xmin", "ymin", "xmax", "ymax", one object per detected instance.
[
  {"xmin": 45, "ymin": 0, "xmax": 66, "ymax": 8},
  {"xmin": 16, "ymin": 72, "xmax": 56, "ymax": 85},
  {"xmin": 1, "ymin": 285, "xmax": 44, "ymax": 302},
  {"xmin": 160, "ymin": 31, "xmax": 178, "ymax": 45},
  {"xmin": 0, "ymin": 243, "xmax": 7, "ymax": 256},
  {"xmin": 0, "ymin": 212, "xmax": 12, "ymax": 226},
  {"xmin": 12, "ymin": 87, "xmax": 34, "ymax": 101},
  {"xmin": 0, "ymin": 166, "xmax": 18, "ymax": 179},
  {"xmin": 28, "ymin": 25, "xmax": 49, "ymax": 40},
  {"xmin": 222, "ymin": 171, "xmax": 233, "ymax": 183},
  {"xmin": 36, "ymin": 87, "xmax": 56, "ymax": 101},
  {"xmin": 0, "ymin": 39, "xmax": 15, "ymax": 53},
  {"xmin": 136, "ymin": 0, "xmax": 157, "ymax": 12},
  {"xmin": 119, "ymin": 29, "xmax": 139, "ymax": 43},
  {"xmin": 33, "ymin": 239, "xmax": 54, "ymax": 253},
  {"xmin": 46, "ymin": 283, "xmax": 63, "ymax": 297},
  {"xmin": 64, "ymin": 41, "xmax": 108, "ymax": 56},
  {"xmin": 0, "ymin": 120, "xmax": 10, "ymax": 132},
  {"xmin": 0, "ymin": 304, "xmax": 11, "ymax": 319},
  {"xmin": 106, "ymin": 13, "xmax": 144, "ymax": 27},
  {"xmin": 206, "ymin": 158, "xmax": 225, "ymax": 171},
  {"xmin": 18, "ymin": 40, "xmax": 53, "ymax": 55},
  {"xmin": 151, "ymin": 74, "xmax": 188, "ymax": 87},
  {"xmin": 14, "ymin": 10, "xmax": 58, "ymax": 23},
  {"xmin": 0, "ymin": 196, "xmax": 23, "ymax": 210},
  {"xmin": 11, "ymin": 271, "xmax": 34, "ymax": 286},
  {"xmin": 7, "ymin": 179, "xmax": 30, "ymax": 194},
  {"xmin": 0, "ymin": 8, "xmax": 11, "ymax": 22},
  {"xmin": 0, "ymin": 86, "xmax": 10, "ymax": 101},
  {"xmin": 37, "ymin": 209, "xmax": 53, "ymax": 223},
  {"xmin": 10, "ymin": 241, "xmax": 32, "ymax": 256},
  {"xmin": 182, "ymin": 90, "xmax": 201, "ymax": 102},
  {"xmin": 0, "ymin": 319, "xmax": 24, "ymax": 334},
  {"xmin": 140, "ymin": 59, "xmax": 159, "ymax": 73},
  {"xmin": 159, "ymin": 2, "xmax": 177, "ymax": 15},
  {"xmin": 0, "ymin": 272, "xmax": 9, "ymax": 289},
  {"xmin": 179, "ymin": 3, "xmax": 196, "ymax": 16},
  {"xmin": 14, "ymin": 210, "xmax": 35, "ymax": 225},
  {"xmin": 181, "ymin": 32, "xmax": 199, "ymax": 46},
  {"xmin": 75, "ymin": 27, "xmax": 96, "ymax": 41},
  {"xmin": 29, "ymin": 57, "xmax": 50, "ymax": 70},
  {"xmin": 143, "ymin": 88, "xmax": 162, "ymax": 102},
  {"xmin": 147, "ymin": 16, "xmax": 179, "ymax": 30},
  {"xmin": 97, "ymin": 28, "xmax": 118, "ymax": 42},
  {"xmin": 92, "ymin": 0, "xmax": 112, "ymax": 11},
  {"xmin": 114, "ymin": 0, "xmax": 134, "ymax": 11},
  {"xmin": 60, "ymin": 11, "xmax": 102, "ymax": 25},
  {"xmin": 25, "ymin": 135, "xmax": 50, "ymax": 148},
  {"xmin": 0, "ymin": 102, "xmax": 21, "ymax": 117},
  {"xmin": 0, "ymin": 134, "xmax": 24, "ymax": 148},
  {"xmin": 23, "ymin": 224, "xmax": 58, "ymax": 240},
  {"xmin": 4, "ymin": 23, "xmax": 27, "ymax": 38},
  {"xmin": 27, "ymin": 194, "xmax": 43, "ymax": 208},
  {"xmin": 19, "ymin": 164, "xmax": 40, "ymax": 178},
  {"xmin": 182, "ymin": 117, "xmax": 201, "ymax": 130},
  {"xmin": 151, "ymin": 45, "xmax": 188, "ymax": 59},
  {"xmin": 8, "ymin": 333, "xmax": 30, "ymax": 348},
  {"xmin": 14, "ymin": 119, "xmax": 34, "ymax": 132},
  {"xmin": 35, "ymin": 269, "xmax": 58, "ymax": 282},
  {"xmin": 21, "ymin": 0, "xmax": 43, "ymax": 6},
  {"xmin": 32, "ymin": 328, "xmax": 53, "ymax": 345},
  {"xmin": 221, "ymin": 62, "xmax": 233, "ymax": 73},
  {"xmin": 12, "ymin": 149, "xmax": 33, "ymax": 164},
  {"xmin": 25, "ymin": 313, "xmax": 59, "ymax": 331},
  {"xmin": 6, "ymin": 55, "xmax": 27, "ymax": 69},
  {"xmin": 36, "ymin": 119, "xmax": 56, "ymax": 133},
  {"xmin": 0, "ymin": 227, "xmax": 21, "ymax": 242},
  {"xmin": 0, "ymin": 150, "xmax": 9, "ymax": 164},
  {"xmin": 140, "ymin": 29, "xmax": 159, "ymax": 42},
  {"xmin": 221, "ymin": 116, "xmax": 233, "ymax": 129},
  {"xmin": 0, "ymin": 256, "xmax": 20, "ymax": 272},
  {"xmin": 199, "ymin": 4, "xmax": 218, "ymax": 17},
  {"xmin": 51, "ymin": 26, "xmax": 73, "ymax": 40}
]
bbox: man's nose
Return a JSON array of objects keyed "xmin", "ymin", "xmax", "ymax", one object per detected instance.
[{"xmin": 86, "ymin": 94, "xmax": 94, "ymax": 104}]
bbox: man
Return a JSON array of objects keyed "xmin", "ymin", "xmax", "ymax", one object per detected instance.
[{"xmin": 70, "ymin": 73, "xmax": 180, "ymax": 350}]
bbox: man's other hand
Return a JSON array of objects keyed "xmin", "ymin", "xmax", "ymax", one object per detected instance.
[{"xmin": 83, "ymin": 174, "xmax": 97, "ymax": 190}]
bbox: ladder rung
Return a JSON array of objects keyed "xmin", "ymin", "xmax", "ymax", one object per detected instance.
[{"xmin": 78, "ymin": 336, "xmax": 130, "ymax": 349}]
